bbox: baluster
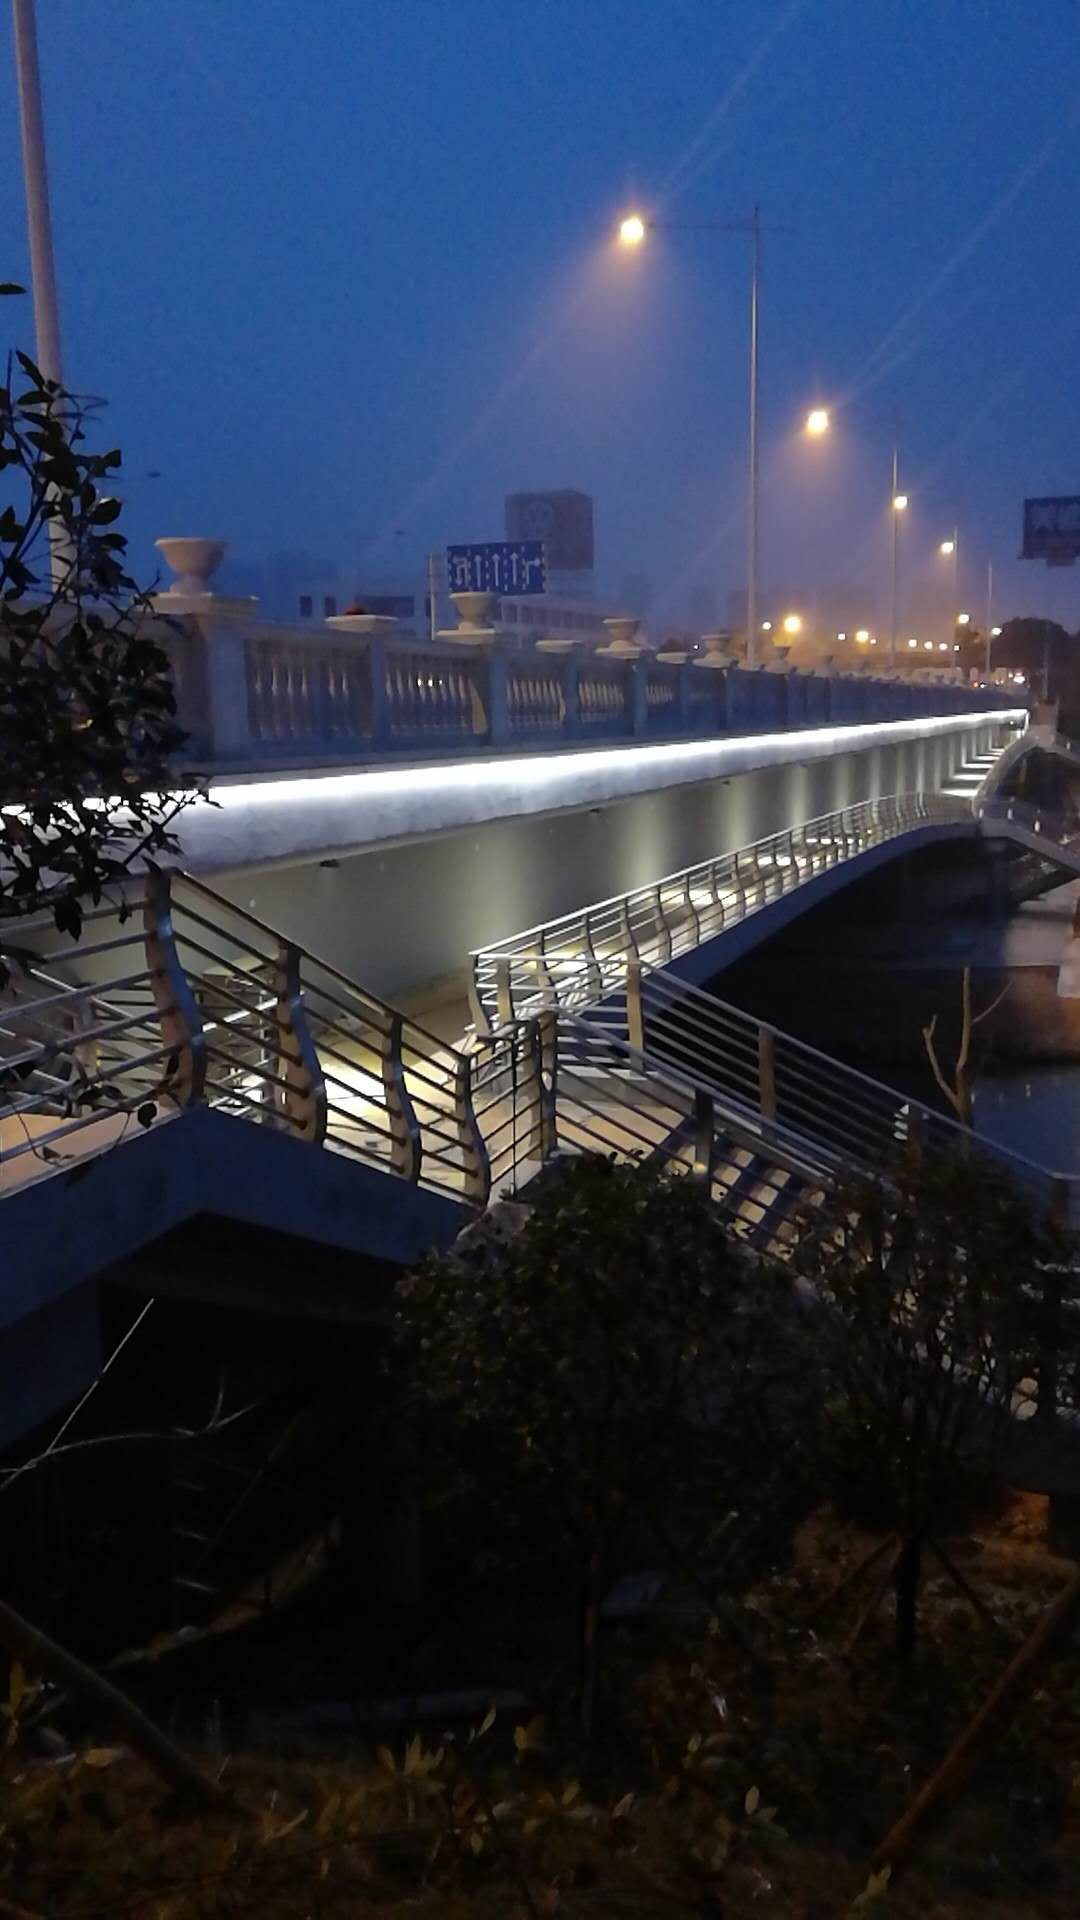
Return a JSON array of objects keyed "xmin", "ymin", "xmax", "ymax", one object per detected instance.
[
  {"xmin": 384, "ymin": 1012, "xmax": 422, "ymax": 1180},
  {"xmin": 273, "ymin": 942, "xmax": 327, "ymax": 1142},
  {"xmin": 452, "ymin": 1050, "xmax": 490, "ymax": 1205},
  {"xmin": 757, "ymin": 1026, "xmax": 777, "ymax": 1120},
  {"xmin": 142, "ymin": 870, "xmax": 206, "ymax": 1108},
  {"xmin": 625, "ymin": 956, "xmax": 645, "ymax": 1052},
  {"xmin": 693, "ymin": 1089, "xmax": 716, "ymax": 1186}
]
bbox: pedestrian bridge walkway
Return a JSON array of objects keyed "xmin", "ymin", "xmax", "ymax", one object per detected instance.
[{"xmin": 4, "ymin": 729, "xmax": 1077, "ymax": 1280}]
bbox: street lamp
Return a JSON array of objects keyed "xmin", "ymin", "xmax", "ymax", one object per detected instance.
[
  {"xmin": 619, "ymin": 205, "xmax": 764, "ymax": 665},
  {"xmin": 939, "ymin": 529, "xmax": 960, "ymax": 636},
  {"xmin": 782, "ymin": 612, "xmax": 802, "ymax": 636},
  {"xmin": 804, "ymin": 407, "xmax": 906, "ymax": 667}
]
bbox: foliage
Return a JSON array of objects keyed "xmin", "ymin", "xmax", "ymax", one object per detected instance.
[
  {"xmin": 792, "ymin": 1149, "xmax": 1073, "ymax": 1657},
  {"xmin": 393, "ymin": 1155, "xmax": 818, "ymax": 1726},
  {"xmin": 0, "ymin": 284, "xmax": 188, "ymax": 954}
]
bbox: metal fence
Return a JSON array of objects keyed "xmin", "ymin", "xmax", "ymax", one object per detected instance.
[{"xmin": 470, "ymin": 789, "xmax": 976, "ymax": 1032}]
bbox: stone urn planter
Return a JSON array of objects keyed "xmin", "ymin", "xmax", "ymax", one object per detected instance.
[
  {"xmin": 154, "ymin": 537, "xmax": 228, "ymax": 598},
  {"xmin": 692, "ymin": 631, "xmax": 733, "ymax": 670},
  {"xmin": 446, "ymin": 590, "xmax": 499, "ymax": 643},
  {"xmin": 598, "ymin": 616, "xmax": 644, "ymax": 658}
]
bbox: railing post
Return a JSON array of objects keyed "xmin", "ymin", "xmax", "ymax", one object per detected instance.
[
  {"xmin": 560, "ymin": 654, "xmax": 581, "ymax": 740},
  {"xmin": 693, "ymin": 1088, "xmax": 716, "ymax": 1187},
  {"xmin": 494, "ymin": 954, "xmax": 515, "ymax": 1028},
  {"xmin": 629, "ymin": 659, "xmax": 648, "ymax": 738},
  {"xmin": 536, "ymin": 1009, "xmax": 558, "ymax": 1163},
  {"xmin": 453, "ymin": 1049, "xmax": 491, "ymax": 1206},
  {"xmin": 653, "ymin": 885, "xmax": 673, "ymax": 963},
  {"xmin": 143, "ymin": 870, "xmax": 206, "ymax": 1107},
  {"xmin": 384, "ymin": 1011, "xmax": 422, "ymax": 1182},
  {"xmin": 757, "ymin": 1026, "xmax": 777, "ymax": 1121},
  {"xmin": 625, "ymin": 957, "xmax": 645, "ymax": 1053},
  {"xmin": 273, "ymin": 941, "xmax": 327, "ymax": 1143},
  {"xmin": 368, "ymin": 633, "xmax": 390, "ymax": 749},
  {"xmin": 485, "ymin": 644, "xmax": 512, "ymax": 750}
]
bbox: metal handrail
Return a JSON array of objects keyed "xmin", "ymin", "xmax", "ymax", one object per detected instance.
[
  {"xmin": 0, "ymin": 871, "xmax": 536, "ymax": 1208},
  {"xmin": 471, "ymin": 789, "xmax": 976, "ymax": 1031}
]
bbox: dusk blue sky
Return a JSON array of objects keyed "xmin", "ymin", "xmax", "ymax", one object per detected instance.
[{"xmin": 3, "ymin": 0, "xmax": 1079, "ymax": 632}]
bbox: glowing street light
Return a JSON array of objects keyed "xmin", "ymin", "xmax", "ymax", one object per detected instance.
[
  {"xmin": 617, "ymin": 205, "xmax": 766, "ymax": 662},
  {"xmin": 761, "ymin": 619, "xmax": 773, "ymax": 632},
  {"xmin": 802, "ymin": 403, "xmax": 905, "ymax": 664},
  {"xmin": 907, "ymin": 638, "xmax": 918, "ymax": 649},
  {"xmin": 782, "ymin": 612, "xmax": 802, "ymax": 636},
  {"xmin": 855, "ymin": 627, "xmax": 870, "ymax": 643},
  {"xmin": 957, "ymin": 611, "xmax": 971, "ymax": 626},
  {"xmin": 939, "ymin": 538, "xmax": 955, "ymax": 556}
]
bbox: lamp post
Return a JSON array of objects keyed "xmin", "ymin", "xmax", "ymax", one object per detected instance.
[
  {"xmin": 619, "ymin": 205, "xmax": 763, "ymax": 665},
  {"xmin": 984, "ymin": 561, "xmax": 996, "ymax": 681},
  {"xmin": 11, "ymin": 0, "xmax": 62, "ymax": 384},
  {"xmin": 802, "ymin": 407, "xmax": 906, "ymax": 668},
  {"xmin": 940, "ymin": 529, "xmax": 960, "ymax": 636}
]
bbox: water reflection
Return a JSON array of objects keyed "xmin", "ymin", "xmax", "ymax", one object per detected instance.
[{"xmin": 973, "ymin": 1066, "xmax": 1080, "ymax": 1172}]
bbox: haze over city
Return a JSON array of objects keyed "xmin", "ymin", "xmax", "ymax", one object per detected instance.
[{"xmin": 2, "ymin": 0, "xmax": 1079, "ymax": 632}]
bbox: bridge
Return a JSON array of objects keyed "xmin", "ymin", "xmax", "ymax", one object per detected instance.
[
  {"xmin": 148, "ymin": 596, "xmax": 1024, "ymax": 1003},
  {"xmin": 6, "ymin": 712, "xmax": 1080, "ymax": 1451}
]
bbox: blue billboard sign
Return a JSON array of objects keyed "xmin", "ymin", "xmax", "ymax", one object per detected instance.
[
  {"xmin": 1022, "ymin": 496, "xmax": 1080, "ymax": 565},
  {"xmin": 446, "ymin": 540, "xmax": 547, "ymax": 596}
]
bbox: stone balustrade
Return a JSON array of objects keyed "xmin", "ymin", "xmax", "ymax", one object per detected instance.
[{"xmin": 148, "ymin": 605, "xmax": 1021, "ymax": 772}]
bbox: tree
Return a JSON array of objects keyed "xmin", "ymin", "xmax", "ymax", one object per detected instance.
[
  {"xmin": 393, "ymin": 1155, "xmax": 816, "ymax": 1734},
  {"xmin": 794, "ymin": 1150, "xmax": 1071, "ymax": 1666},
  {"xmin": 0, "ymin": 283, "xmax": 189, "ymax": 962},
  {"xmin": 921, "ymin": 964, "xmax": 1009, "ymax": 1128}
]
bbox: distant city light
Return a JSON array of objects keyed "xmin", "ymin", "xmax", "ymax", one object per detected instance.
[
  {"xmin": 892, "ymin": 492, "xmax": 909, "ymax": 512},
  {"xmin": 991, "ymin": 625, "xmax": 1002, "ymax": 636},
  {"xmin": 957, "ymin": 612, "xmax": 970, "ymax": 626},
  {"xmin": 761, "ymin": 620, "xmax": 773, "ymax": 632},
  {"xmin": 938, "ymin": 642, "xmax": 949, "ymax": 652},
  {"xmin": 855, "ymin": 628, "xmax": 870, "ymax": 643},
  {"xmin": 907, "ymin": 638, "xmax": 918, "ymax": 650},
  {"xmin": 782, "ymin": 613, "xmax": 803, "ymax": 636},
  {"xmin": 923, "ymin": 641, "xmax": 934, "ymax": 651},
  {"xmin": 805, "ymin": 407, "xmax": 830, "ymax": 436},
  {"xmin": 618, "ymin": 213, "xmax": 646, "ymax": 246},
  {"xmin": 940, "ymin": 539, "xmax": 956, "ymax": 556},
  {"xmin": 837, "ymin": 630, "xmax": 847, "ymax": 641}
]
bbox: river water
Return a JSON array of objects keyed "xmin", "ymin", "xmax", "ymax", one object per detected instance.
[{"xmin": 974, "ymin": 1065, "xmax": 1080, "ymax": 1173}]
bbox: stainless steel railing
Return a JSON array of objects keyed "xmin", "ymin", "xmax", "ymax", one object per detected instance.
[
  {"xmin": 0, "ymin": 872, "xmax": 539, "ymax": 1207},
  {"xmin": 470, "ymin": 789, "xmax": 974, "ymax": 1032}
]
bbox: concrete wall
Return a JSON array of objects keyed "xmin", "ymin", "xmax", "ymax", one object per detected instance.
[{"xmin": 214, "ymin": 721, "xmax": 1003, "ymax": 1000}]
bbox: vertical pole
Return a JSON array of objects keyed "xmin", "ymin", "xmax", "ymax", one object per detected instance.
[
  {"xmin": 984, "ymin": 560, "xmax": 993, "ymax": 682},
  {"xmin": 889, "ymin": 444, "xmax": 900, "ymax": 670},
  {"xmin": 426, "ymin": 550, "xmax": 437, "ymax": 644},
  {"xmin": 12, "ymin": 0, "xmax": 63, "ymax": 385},
  {"xmin": 745, "ymin": 204, "xmax": 760, "ymax": 671},
  {"xmin": 953, "ymin": 527, "xmax": 960, "ymax": 631}
]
